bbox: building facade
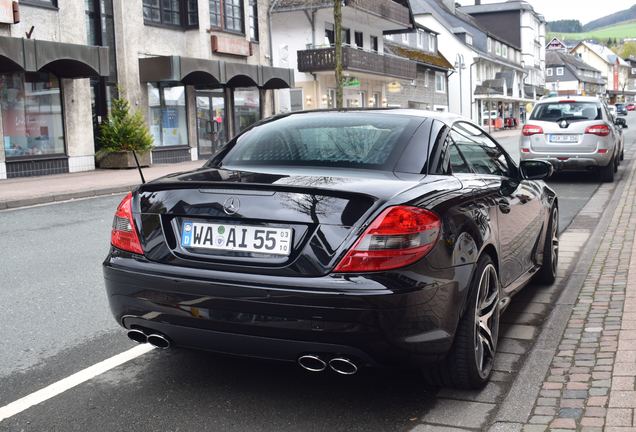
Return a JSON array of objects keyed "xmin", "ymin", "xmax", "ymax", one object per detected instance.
[
  {"xmin": 459, "ymin": 0, "xmax": 547, "ymax": 100},
  {"xmin": 0, "ymin": 0, "xmax": 294, "ymax": 179},
  {"xmin": 545, "ymin": 50, "xmax": 605, "ymax": 97},
  {"xmin": 411, "ymin": 0, "xmax": 526, "ymax": 127},
  {"xmin": 383, "ymin": 25, "xmax": 452, "ymax": 111},
  {"xmin": 270, "ymin": 0, "xmax": 416, "ymax": 112},
  {"xmin": 571, "ymin": 41, "xmax": 632, "ymax": 103}
]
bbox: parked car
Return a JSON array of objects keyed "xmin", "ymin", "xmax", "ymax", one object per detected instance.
[
  {"xmin": 616, "ymin": 103, "xmax": 628, "ymax": 116},
  {"xmin": 521, "ymin": 96, "xmax": 622, "ymax": 182},
  {"xmin": 104, "ymin": 110, "xmax": 558, "ymax": 390},
  {"xmin": 626, "ymin": 103, "xmax": 635, "ymax": 111}
]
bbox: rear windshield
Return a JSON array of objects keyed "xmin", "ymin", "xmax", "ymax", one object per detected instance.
[
  {"xmin": 531, "ymin": 102, "xmax": 602, "ymax": 122},
  {"xmin": 215, "ymin": 113, "xmax": 420, "ymax": 171}
]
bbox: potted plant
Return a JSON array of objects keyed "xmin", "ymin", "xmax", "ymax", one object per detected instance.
[{"xmin": 96, "ymin": 94, "xmax": 154, "ymax": 169}]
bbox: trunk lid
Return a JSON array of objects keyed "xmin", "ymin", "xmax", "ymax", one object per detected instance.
[{"xmin": 134, "ymin": 167, "xmax": 433, "ymax": 277}]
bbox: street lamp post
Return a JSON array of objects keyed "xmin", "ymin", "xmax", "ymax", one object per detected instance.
[{"xmin": 455, "ymin": 54, "xmax": 466, "ymax": 116}]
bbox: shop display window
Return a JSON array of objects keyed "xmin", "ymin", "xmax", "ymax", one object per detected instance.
[{"xmin": 1, "ymin": 72, "xmax": 65, "ymax": 158}]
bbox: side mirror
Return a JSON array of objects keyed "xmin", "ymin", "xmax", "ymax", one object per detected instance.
[
  {"xmin": 615, "ymin": 117, "xmax": 628, "ymax": 128},
  {"xmin": 520, "ymin": 160, "xmax": 554, "ymax": 180}
]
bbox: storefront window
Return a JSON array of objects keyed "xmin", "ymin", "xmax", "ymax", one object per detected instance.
[
  {"xmin": 148, "ymin": 83, "xmax": 188, "ymax": 147},
  {"xmin": 233, "ymin": 88, "xmax": 260, "ymax": 135},
  {"xmin": 1, "ymin": 72, "xmax": 65, "ymax": 158}
]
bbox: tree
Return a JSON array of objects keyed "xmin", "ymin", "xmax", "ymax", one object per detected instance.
[
  {"xmin": 619, "ymin": 42, "xmax": 636, "ymax": 59},
  {"xmin": 334, "ymin": 0, "xmax": 343, "ymax": 109},
  {"xmin": 97, "ymin": 94, "xmax": 154, "ymax": 155}
]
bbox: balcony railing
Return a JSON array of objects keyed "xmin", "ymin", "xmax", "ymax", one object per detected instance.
[
  {"xmin": 347, "ymin": 0, "xmax": 411, "ymax": 28},
  {"xmin": 297, "ymin": 46, "xmax": 416, "ymax": 80}
]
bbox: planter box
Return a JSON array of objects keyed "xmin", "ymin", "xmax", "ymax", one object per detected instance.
[{"xmin": 97, "ymin": 151, "xmax": 151, "ymax": 169}]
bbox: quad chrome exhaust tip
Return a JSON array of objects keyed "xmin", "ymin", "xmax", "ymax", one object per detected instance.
[
  {"xmin": 328, "ymin": 358, "xmax": 358, "ymax": 375},
  {"xmin": 147, "ymin": 333, "xmax": 171, "ymax": 349},
  {"xmin": 126, "ymin": 329, "xmax": 148, "ymax": 344},
  {"xmin": 126, "ymin": 329, "xmax": 171, "ymax": 349},
  {"xmin": 297, "ymin": 355, "xmax": 327, "ymax": 372}
]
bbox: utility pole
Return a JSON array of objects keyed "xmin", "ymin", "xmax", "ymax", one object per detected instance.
[{"xmin": 334, "ymin": 0, "xmax": 343, "ymax": 109}]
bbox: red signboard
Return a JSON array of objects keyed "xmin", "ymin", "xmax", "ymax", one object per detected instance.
[
  {"xmin": 614, "ymin": 61, "xmax": 619, "ymax": 92},
  {"xmin": 211, "ymin": 35, "xmax": 252, "ymax": 57}
]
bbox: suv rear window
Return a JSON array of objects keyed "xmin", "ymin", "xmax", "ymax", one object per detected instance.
[
  {"xmin": 531, "ymin": 102, "xmax": 602, "ymax": 122},
  {"xmin": 216, "ymin": 113, "xmax": 420, "ymax": 171}
]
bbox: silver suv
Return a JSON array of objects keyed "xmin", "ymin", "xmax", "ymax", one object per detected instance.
[{"xmin": 520, "ymin": 96, "xmax": 622, "ymax": 182}]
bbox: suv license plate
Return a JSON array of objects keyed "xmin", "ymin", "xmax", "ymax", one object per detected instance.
[
  {"xmin": 181, "ymin": 221, "xmax": 292, "ymax": 256},
  {"xmin": 549, "ymin": 134, "xmax": 579, "ymax": 143}
]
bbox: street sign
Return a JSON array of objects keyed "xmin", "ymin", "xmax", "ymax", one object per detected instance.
[{"xmin": 0, "ymin": 0, "xmax": 17, "ymax": 24}]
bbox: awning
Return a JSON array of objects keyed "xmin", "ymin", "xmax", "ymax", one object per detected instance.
[
  {"xmin": 259, "ymin": 66, "xmax": 295, "ymax": 89},
  {"xmin": 138, "ymin": 56, "xmax": 222, "ymax": 87},
  {"xmin": 138, "ymin": 55, "xmax": 294, "ymax": 89},
  {"xmin": 0, "ymin": 36, "xmax": 109, "ymax": 78}
]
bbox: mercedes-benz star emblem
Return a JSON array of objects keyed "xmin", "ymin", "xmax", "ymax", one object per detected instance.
[{"xmin": 223, "ymin": 197, "xmax": 240, "ymax": 215}]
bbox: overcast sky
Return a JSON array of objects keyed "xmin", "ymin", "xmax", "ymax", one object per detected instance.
[{"xmin": 456, "ymin": 0, "xmax": 635, "ymax": 23}]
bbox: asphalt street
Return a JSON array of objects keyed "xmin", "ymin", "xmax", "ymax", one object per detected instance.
[{"xmin": 1, "ymin": 116, "xmax": 635, "ymax": 431}]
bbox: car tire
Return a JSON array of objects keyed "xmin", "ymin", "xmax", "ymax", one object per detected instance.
[
  {"xmin": 621, "ymin": 149, "xmax": 625, "ymax": 161},
  {"xmin": 423, "ymin": 255, "xmax": 500, "ymax": 389},
  {"xmin": 614, "ymin": 156, "xmax": 619, "ymax": 173},
  {"xmin": 600, "ymin": 161, "xmax": 615, "ymax": 182},
  {"xmin": 534, "ymin": 206, "xmax": 558, "ymax": 285}
]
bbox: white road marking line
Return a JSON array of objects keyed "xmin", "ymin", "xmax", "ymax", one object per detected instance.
[{"xmin": 0, "ymin": 344, "xmax": 154, "ymax": 422}]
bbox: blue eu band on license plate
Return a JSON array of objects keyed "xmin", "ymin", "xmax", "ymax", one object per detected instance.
[{"xmin": 181, "ymin": 221, "xmax": 292, "ymax": 256}]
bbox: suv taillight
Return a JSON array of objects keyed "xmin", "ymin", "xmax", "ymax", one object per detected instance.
[
  {"xmin": 585, "ymin": 124, "xmax": 610, "ymax": 136},
  {"xmin": 333, "ymin": 206, "xmax": 441, "ymax": 273},
  {"xmin": 111, "ymin": 192, "xmax": 144, "ymax": 254},
  {"xmin": 522, "ymin": 124, "xmax": 544, "ymax": 136}
]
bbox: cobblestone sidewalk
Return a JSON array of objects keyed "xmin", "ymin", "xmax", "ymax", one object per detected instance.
[{"xmin": 522, "ymin": 158, "xmax": 636, "ymax": 430}]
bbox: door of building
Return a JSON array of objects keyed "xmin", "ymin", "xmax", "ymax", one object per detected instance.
[{"xmin": 196, "ymin": 91, "xmax": 226, "ymax": 159}]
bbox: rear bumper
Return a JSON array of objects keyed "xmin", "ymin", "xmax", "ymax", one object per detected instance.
[
  {"xmin": 520, "ymin": 151, "xmax": 613, "ymax": 171},
  {"xmin": 103, "ymin": 255, "xmax": 469, "ymax": 367}
]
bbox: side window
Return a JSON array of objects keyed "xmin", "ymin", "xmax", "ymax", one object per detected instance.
[
  {"xmin": 451, "ymin": 122, "xmax": 510, "ymax": 177},
  {"xmin": 448, "ymin": 143, "xmax": 472, "ymax": 174}
]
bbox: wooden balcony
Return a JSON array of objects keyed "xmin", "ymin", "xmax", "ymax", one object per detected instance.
[
  {"xmin": 347, "ymin": 0, "xmax": 411, "ymax": 28},
  {"xmin": 297, "ymin": 46, "xmax": 416, "ymax": 80}
]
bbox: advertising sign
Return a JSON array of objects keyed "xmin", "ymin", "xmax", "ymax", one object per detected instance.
[
  {"xmin": 0, "ymin": 0, "xmax": 16, "ymax": 24},
  {"xmin": 614, "ymin": 61, "xmax": 620, "ymax": 92}
]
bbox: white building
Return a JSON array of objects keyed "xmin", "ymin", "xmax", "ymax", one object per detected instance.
[
  {"xmin": 460, "ymin": 0, "xmax": 547, "ymax": 99},
  {"xmin": 411, "ymin": 0, "xmax": 526, "ymax": 126},
  {"xmin": 270, "ymin": 0, "xmax": 416, "ymax": 111},
  {"xmin": 571, "ymin": 41, "xmax": 632, "ymax": 103}
]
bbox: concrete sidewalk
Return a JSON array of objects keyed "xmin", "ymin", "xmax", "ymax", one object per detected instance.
[{"xmin": 0, "ymin": 161, "xmax": 205, "ymax": 210}]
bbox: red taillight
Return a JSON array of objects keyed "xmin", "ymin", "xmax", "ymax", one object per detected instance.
[
  {"xmin": 597, "ymin": 148, "xmax": 608, "ymax": 154},
  {"xmin": 333, "ymin": 206, "xmax": 441, "ymax": 273},
  {"xmin": 521, "ymin": 148, "xmax": 530, "ymax": 153},
  {"xmin": 522, "ymin": 124, "xmax": 544, "ymax": 136},
  {"xmin": 111, "ymin": 192, "xmax": 144, "ymax": 254},
  {"xmin": 585, "ymin": 124, "xmax": 610, "ymax": 136}
]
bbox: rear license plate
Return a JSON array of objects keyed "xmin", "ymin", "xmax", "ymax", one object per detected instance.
[
  {"xmin": 181, "ymin": 221, "xmax": 292, "ymax": 256},
  {"xmin": 549, "ymin": 134, "xmax": 579, "ymax": 143}
]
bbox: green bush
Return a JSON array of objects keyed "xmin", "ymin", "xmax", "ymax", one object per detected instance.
[{"xmin": 97, "ymin": 95, "xmax": 153, "ymax": 156}]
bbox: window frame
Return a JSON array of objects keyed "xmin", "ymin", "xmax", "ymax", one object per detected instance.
[
  {"xmin": 248, "ymin": 0, "xmax": 259, "ymax": 42},
  {"xmin": 435, "ymin": 72, "xmax": 446, "ymax": 93},
  {"xmin": 428, "ymin": 35, "xmax": 435, "ymax": 52},
  {"xmin": 417, "ymin": 30, "xmax": 425, "ymax": 48},
  {"xmin": 370, "ymin": 35, "xmax": 379, "ymax": 52},
  {"xmin": 556, "ymin": 67, "xmax": 564, "ymax": 76},
  {"xmin": 147, "ymin": 82, "xmax": 190, "ymax": 148},
  {"xmin": 209, "ymin": 0, "xmax": 245, "ymax": 35},
  {"xmin": 143, "ymin": 0, "xmax": 199, "ymax": 29},
  {"xmin": 20, "ymin": 0, "xmax": 58, "ymax": 10},
  {"xmin": 546, "ymin": 68, "xmax": 553, "ymax": 77}
]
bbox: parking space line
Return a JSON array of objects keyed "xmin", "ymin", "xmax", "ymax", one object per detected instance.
[{"xmin": 0, "ymin": 344, "xmax": 154, "ymax": 422}]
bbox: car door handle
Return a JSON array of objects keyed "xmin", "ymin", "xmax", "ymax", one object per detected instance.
[{"xmin": 497, "ymin": 199, "xmax": 511, "ymax": 214}]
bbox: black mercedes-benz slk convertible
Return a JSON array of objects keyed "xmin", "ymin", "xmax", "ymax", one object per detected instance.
[{"xmin": 103, "ymin": 109, "xmax": 558, "ymax": 389}]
